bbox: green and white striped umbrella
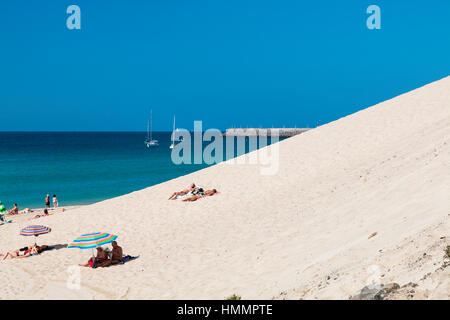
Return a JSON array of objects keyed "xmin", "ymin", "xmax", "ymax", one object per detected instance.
[{"xmin": 0, "ymin": 201, "xmax": 6, "ymax": 215}]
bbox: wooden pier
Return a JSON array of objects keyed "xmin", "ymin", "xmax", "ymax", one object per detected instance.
[{"xmin": 223, "ymin": 128, "xmax": 311, "ymax": 137}]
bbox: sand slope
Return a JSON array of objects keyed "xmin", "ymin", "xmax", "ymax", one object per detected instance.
[{"xmin": 1, "ymin": 77, "xmax": 449, "ymax": 299}]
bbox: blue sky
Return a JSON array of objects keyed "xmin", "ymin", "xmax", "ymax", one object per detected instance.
[{"xmin": 1, "ymin": 0, "xmax": 449, "ymax": 131}]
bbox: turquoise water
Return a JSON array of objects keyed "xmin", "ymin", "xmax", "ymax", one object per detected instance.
[{"xmin": 0, "ymin": 132, "xmax": 280, "ymax": 209}]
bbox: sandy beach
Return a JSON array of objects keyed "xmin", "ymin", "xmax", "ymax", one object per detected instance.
[{"xmin": 0, "ymin": 77, "xmax": 449, "ymax": 300}]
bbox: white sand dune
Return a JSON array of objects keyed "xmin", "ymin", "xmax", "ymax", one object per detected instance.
[{"xmin": 1, "ymin": 77, "xmax": 449, "ymax": 299}]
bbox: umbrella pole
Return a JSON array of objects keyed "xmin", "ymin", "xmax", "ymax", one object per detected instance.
[{"xmin": 92, "ymin": 248, "xmax": 96, "ymax": 268}]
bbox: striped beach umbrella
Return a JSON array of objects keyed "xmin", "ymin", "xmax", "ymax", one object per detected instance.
[
  {"xmin": 68, "ymin": 232, "xmax": 118, "ymax": 249},
  {"xmin": 20, "ymin": 225, "xmax": 51, "ymax": 236},
  {"xmin": 20, "ymin": 225, "xmax": 51, "ymax": 245},
  {"xmin": 68, "ymin": 232, "xmax": 118, "ymax": 268},
  {"xmin": 0, "ymin": 201, "xmax": 6, "ymax": 222}
]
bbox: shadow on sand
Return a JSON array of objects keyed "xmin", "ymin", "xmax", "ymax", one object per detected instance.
[{"xmin": 44, "ymin": 244, "xmax": 68, "ymax": 251}]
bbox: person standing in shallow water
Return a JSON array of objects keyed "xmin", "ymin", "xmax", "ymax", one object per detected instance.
[
  {"xmin": 52, "ymin": 195, "xmax": 58, "ymax": 208},
  {"xmin": 45, "ymin": 194, "xmax": 50, "ymax": 209}
]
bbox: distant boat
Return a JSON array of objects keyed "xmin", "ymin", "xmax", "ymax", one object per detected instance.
[
  {"xmin": 169, "ymin": 115, "xmax": 176, "ymax": 149},
  {"xmin": 145, "ymin": 109, "xmax": 159, "ymax": 147}
]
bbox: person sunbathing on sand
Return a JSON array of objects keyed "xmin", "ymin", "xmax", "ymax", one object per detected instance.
[
  {"xmin": 7, "ymin": 203, "xmax": 19, "ymax": 215},
  {"xmin": 183, "ymin": 189, "xmax": 218, "ymax": 202},
  {"xmin": 1, "ymin": 245, "xmax": 38, "ymax": 260},
  {"xmin": 168, "ymin": 183, "xmax": 198, "ymax": 200},
  {"xmin": 98, "ymin": 241, "xmax": 123, "ymax": 267},
  {"xmin": 30, "ymin": 209, "xmax": 50, "ymax": 220},
  {"xmin": 79, "ymin": 247, "xmax": 109, "ymax": 267}
]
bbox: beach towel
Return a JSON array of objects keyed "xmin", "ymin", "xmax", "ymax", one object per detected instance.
[
  {"xmin": 176, "ymin": 192, "xmax": 193, "ymax": 200},
  {"xmin": 121, "ymin": 255, "xmax": 139, "ymax": 264},
  {"xmin": 89, "ymin": 255, "xmax": 139, "ymax": 268}
]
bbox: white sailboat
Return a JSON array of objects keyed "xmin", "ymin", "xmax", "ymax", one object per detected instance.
[
  {"xmin": 169, "ymin": 115, "xmax": 176, "ymax": 149},
  {"xmin": 144, "ymin": 109, "xmax": 159, "ymax": 147}
]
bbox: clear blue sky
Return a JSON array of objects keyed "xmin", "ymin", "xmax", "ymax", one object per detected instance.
[{"xmin": 1, "ymin": 0, "xmax": 449, "ymax": 131}]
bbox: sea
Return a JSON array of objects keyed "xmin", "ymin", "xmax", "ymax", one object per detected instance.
[{"xmin": 0, "ymin": 132, "xmax": 281, "ymax": 209}]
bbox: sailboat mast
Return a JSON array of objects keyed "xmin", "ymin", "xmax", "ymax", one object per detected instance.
[
  {"xmin": 150, "ymin": 109, "xmax": 153, "ymax": 141},
  {"xmin": 172, "ymin": 115, "xmax": 176, "ymax": 143}
]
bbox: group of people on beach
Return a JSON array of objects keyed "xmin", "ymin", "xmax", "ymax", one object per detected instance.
[
  {"xmin": 0, "ymin": 194, "xmax": 136, "ymax": 269},
  {"xmin": 1, "ymin": 194, "xmax": 59, "ymax": 221},
  {"xmin": 1, "ymin": 240, "xmax": 131, "ymax": 269},
  {"xmin": 79, "ymin": 241, "xmax": 126, "ymax": 268},
  {"xmin": 2, "ymin": 194, "xmax": 58, "ymax": 216},
  {"xmin": 45, "ymin": 194, "xmax": 58, "ymax": 209},
  {"xmin": 2, "ymin": 185, "xmax": 212, "ymax": 267},
  {"xmin": 168, "ymin": 183, "xmax": 218, "ymax": 202}
]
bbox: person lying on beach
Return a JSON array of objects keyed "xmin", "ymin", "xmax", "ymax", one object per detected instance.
[
  {"xmin": 168, "ymin": 183, "xmax": 198, "ymax": 200},
  {"xmin": 30, "ymin": 209, "xmax": 50, "ymax": 220},
  {"xmin": 182, "ymin": 189, "xmax": 218, "ymax": 202},
  {"xmin": 1, "ymin": 245, "xmax": 38, "ymax": 260},
  {"xmin": 97, "ymin": 241, "xmax": 123, "ymax": 267},
  {"xmin": 6, "ymin": 203, "xmax": 19, "ymax": 215},
  {"xmin": 79, "ymin": 247, "xmax": 109, "ymax": 267}
]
